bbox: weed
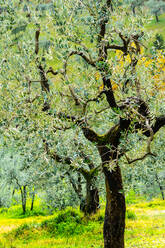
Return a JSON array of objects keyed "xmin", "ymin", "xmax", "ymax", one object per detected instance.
[
  {"xmin": 97, "ymin": 215, "xmax": 104, "ymax": 222},
  {"xmin": 126, "ymin": 210, "xmax": 137, "ymax": 220},
  {"xmin": 41, "ymin": 209, "xmax": 84, "ymax": 237}
]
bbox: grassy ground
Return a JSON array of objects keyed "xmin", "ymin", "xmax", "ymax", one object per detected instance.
[
  {"xmin": 145, "ymin": 13, "xmax": 165, "ymax": 39},
  {"xmin": 0, "ymin": 199, "xmax": 164, "ymax": 248}
]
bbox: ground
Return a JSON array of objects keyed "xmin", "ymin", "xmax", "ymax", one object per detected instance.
[
  {"xmin": 145, "ymin": 13, "xmax": 165, "ymax": 39},
  {"xmin": 0, "ymin": 199, "xmax": 164, "ymax": 248}
]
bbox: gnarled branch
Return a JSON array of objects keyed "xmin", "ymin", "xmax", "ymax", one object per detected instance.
[
  {"xmin": 125, "ymin": 119, "xmax": 156, "ymax": 164},
  {"xmin": 66, "ymin": 51, "xmax": 96, "ymax": 67}
]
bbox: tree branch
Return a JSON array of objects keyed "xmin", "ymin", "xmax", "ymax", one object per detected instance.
[
  {"xmin": 103, "ymin": 77, "xmax": 118, "ymax": 109},
  {"xmin": 43, "ymin": 140, "xmax": 94, "ymax": 179},
  {"xmin": 144, "ymin": 116, "xmax": 165, "ymax": 136},
  {"xmin": 81, "ymin": 127, "xmax": 100, "ymax": 143},
  {"xmin": 107, "ymin": 44, "xmax": 126, "ymax": 52},
  {"xmin": 125, "ymin": 151, "xmax": 156, "ymax": 164},
  {"xmin": 46, "ymin": 67, "xmax": 65, "ymax": 76},
  {"xmin": 35, "ymin": 28, "xmax": 40, "ymax": 55},
  {"xmin": 68, "ymin": 86, "xmax": 85, "ymax": 106},
  {"xmin": 66, "ymin": 51, "xmax": 96, "ymax": 67},
  {"xmin": 125, "ymin": 119, "xmax": 156, "ymax": 164},
  {"xmin": 38, "ymin": 64, "xmax": 50, "ymax": 93}
]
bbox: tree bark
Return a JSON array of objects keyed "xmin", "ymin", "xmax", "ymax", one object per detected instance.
[
  {"xmin": 96, "ymin": 120, "xmax": 129, "ymax": 247},
  {"xmin": 84, "ymin": 178, "xmax": 100, "ymax": 215},
  {"xmin": 155, "ymin": 13, "xmax": 159, "ymax": 22},
  {"xmin": 20, "ymin": 185, "xmax": 27, "ymax": 214},
  {"xmin": 30, "ymin": 191, "xmax": 35, "ymax": 211},
  {"xmin": 98, "ymin": 144, "xmax": 125, "ymax": 248},
  {"xmin": 82, "ymin": 120, "xmax": 130, "ymax": 247},
  {"xmin": 155, "ymin": 173, "xmax": 164, "ymax": 200},
  {"xmin": 132, "ymin": 6, "xmax": 136, "ymax": 15},
  {"xmin": 103, "ymin": 166, "xmax": 125, "ymax": 248}
]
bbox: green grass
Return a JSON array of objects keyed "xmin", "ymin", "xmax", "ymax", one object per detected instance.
[
  {"xmin": 0, "ymin": 199, "xmax": 165, "ymax": 248},
  {"xmin": 146, "ymin": 13, "xmax": 165, "ymax": 39}
]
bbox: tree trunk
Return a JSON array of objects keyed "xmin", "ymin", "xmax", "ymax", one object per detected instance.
[
  {"xmin": 159, "ymin": 185, "xmax": 164, "ymax": 200},
  {"xmin": 155, "ymin": 173, "xmax": 164, "ymax": 200},
  {"xmin": 85, "ymin": 178, "xmax": 99, "ymax": 215},
  {"xmin": 30, "ymin": 191, "xmax": 35, "ymax": 211},
  {"xmin": 103, "ymin": 166, "xmax": 125, "ymax": 248},
  {"xmin": 97, "ymin": 144, "xmax": 126, "ymax": 248},
  {"xmin": 82, "ymin": 120, "xmax": 130, "ymax": 247},
  {"xmin": 155, "ymin": 13, "xmax": 159, "ymax": 22},
  {"xmin": 12, "ymin": 189, "xmax": 15, "ymax": 196},
  {"xmin": 21, "ymin": 185, "xmax": 27, "ymax": 214},
  {"xmin": 132, "ymin": 6, "xmax": 136, "ymax": 15}
]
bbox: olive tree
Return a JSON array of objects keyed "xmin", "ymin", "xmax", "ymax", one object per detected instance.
[
  {"xmin": 0, "ymin": 1, "xmax": 165, "ymax": 248},
  {"xmin": 44, "ymin": 136, "xmax": 101, "ymax": 214},
  {"xmin": 0, "ymin": 140, "xmax": 51, "ymax": 214},
  {"xmin": 121, "ymin": 132, "xmax": 165, "ymax": 200},
  {"xmin": 146, "ymin": 0, "xmax": 165, "ymax": 22}
]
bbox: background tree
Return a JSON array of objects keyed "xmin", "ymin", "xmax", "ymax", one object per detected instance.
[
  {"xmin": 44, "ymin": 138, "xmax": 101, "ymax": 214},
  {"xmin": 146, "ymin": 0, "xmax": 165, "ymax": 22},
  {"xmin": 124, "ymin": 0, "xmax": 145, "ymax": 15},
  {"xmin": 0, "ymin": 137, "xmax": 53, "ymax": 214}
]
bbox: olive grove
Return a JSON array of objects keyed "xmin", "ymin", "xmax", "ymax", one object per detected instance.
[{"xmin": 0, "ymin": 1, "xmax": 165, "ymax": 248}]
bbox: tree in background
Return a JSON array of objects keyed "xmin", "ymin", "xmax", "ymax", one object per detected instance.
[
  {"xmin": 146, "ymin": 0, "xmax": 165, "ymax": 22},
  {"xmin": 44, "ymin": 138, "xmax": 100, "ymax": 214},
  {"xmin": 0, "ymin": 137, "xmax": 52, "ymax": 214},
  {"xmin": 129, "ymin": 0, "xmax": 145, "ymax": 15},
  {"xmin": 121, "ymin": 131, "xmax": 165, "ymax": 200}
]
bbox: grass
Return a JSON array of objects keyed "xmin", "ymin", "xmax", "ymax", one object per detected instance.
[
  {"xmin": 145, "ymin": 13, "xmax": 165, "ymax": 39},
  {"xmin": 0, "ymin": 199, "xmax": 165, "ymax": 248}
]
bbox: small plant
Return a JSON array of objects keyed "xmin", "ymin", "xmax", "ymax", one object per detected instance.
[
  {"xmin": 153, "ymin": 33, "xmax": 165, "ymax": 50},
  {"xmin": 55, "ymin": 209, "xmax": 82, "ymax": 224},
  {"xmin": 97, "ymin": 214, "xmax": 104, "ymax": 222},
  {"xmin": 126, "ymin": 210, "xmax": 137, "ymax": 220},
  {"xmin": 41, "ymin": 209, "xmax": 84, "ymax": 237},
  {"xmin": 14, "ymin": 223, "xmax": 30, "ymax": 237}
]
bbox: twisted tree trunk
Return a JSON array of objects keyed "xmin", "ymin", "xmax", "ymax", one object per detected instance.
[
  {"xmin": 82, "ymin": 120, "xmax": 129, "ymax": 248},
  {"xmin": 97, "ymin": 142, "xmax": 126, "ymax": 248},
  {"xmin": 103, "ymin": 166, "xmax": 125, "ymax": 248}
]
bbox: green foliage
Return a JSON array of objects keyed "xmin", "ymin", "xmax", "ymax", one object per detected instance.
[
  {"xmin": 146, "ymin": 0, "xmax": 165, "ymax": 22},
  {"xmin": 43, "ymin": 174, "xmax": 80, "ymax": 211},
  {"xmin": 41, "ymin": 209, "xmax": 85, "ymax": 236},
  {"xmin": 0, "ymin": 1, "xmax": 165, "ymax": 246},
  {"xmin": 153, "ymin": 33, "xmax": 165, "ymax": 49},
  {"xmin": 97, "ymin": 214, "xmax": 104, "ymax": 223},
  {"xmin": 126, "ymin": 209, "xmax": 137, "ymax": 220},
  {"xmin": 8, "ymin": 208, "xmax": 97, "ymax": 241},
  {"xmin": 14, "ymin": 223, "xmax": 30, "ymax": 236}
]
